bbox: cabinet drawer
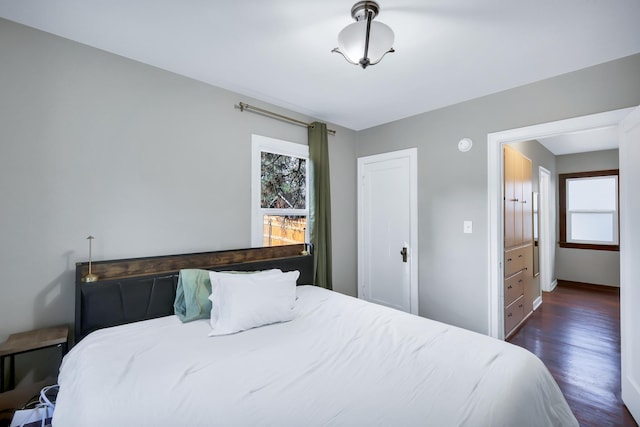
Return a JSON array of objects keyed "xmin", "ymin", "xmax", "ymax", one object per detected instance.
[
  {"xmin": 504, "ymin": 271, "xmax": 525, "ymax": 306},
  {"xmin": 504, "ymin": 247, "xmax": 526, "ymax": 277},
  {"xmin": 505, "ymin": 295, "xmax": 525, "ymax": 335}
]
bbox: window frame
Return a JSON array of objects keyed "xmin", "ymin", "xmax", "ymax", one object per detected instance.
[
  {"xmin": 559, "ymin": 169, "xmax": 619, "ymax": 251},
  {"xmin": 251, "ymin": 134, "xmax": 309, "ymax": 247}
]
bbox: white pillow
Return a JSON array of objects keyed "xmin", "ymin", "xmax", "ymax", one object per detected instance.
[
  {"xmin": 208, "ymin": 270, "xmax": 299, "ymax": 336},
  {"xmin": 208, "ymin": 269, "xmax": 282, "ymax": 326}
]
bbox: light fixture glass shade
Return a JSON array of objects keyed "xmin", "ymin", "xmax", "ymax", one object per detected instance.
[{"xmin": 336, "ymin": 20, "xmax": 394, "ymax": 65}]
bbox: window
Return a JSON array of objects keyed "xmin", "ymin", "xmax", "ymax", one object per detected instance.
[
  {"xmin": 251, "ymin": 134, "xmax": 309, "ymax": 247},
  {"xmin": 559, "ymin": 169, "xmax": 619, "ymax": 251}
]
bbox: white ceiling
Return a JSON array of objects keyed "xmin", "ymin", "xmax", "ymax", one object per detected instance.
[
  {"xmin": 1, "ymin": 1, "xmax": 639, "ymax": 131},
  {"xmin": 537, "ymin": 126, "xmax": 620, "ymax": 156}
]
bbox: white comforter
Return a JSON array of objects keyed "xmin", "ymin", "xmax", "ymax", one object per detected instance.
[{"xmin": 54, "ymin": 286, "xmax": 577, "ymax": 426}]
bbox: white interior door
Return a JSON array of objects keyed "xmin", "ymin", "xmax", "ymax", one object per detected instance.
[
  {"xmin": 619, "ymin": 105, "xmax": 640, "ymax": 423},
  {"xmin": 538, "ymin": 167, "xmax": 554, "ymax": 293},
  {"xmin": 358, "ymin": 148, "xmax": 418, "ymax": 314}
]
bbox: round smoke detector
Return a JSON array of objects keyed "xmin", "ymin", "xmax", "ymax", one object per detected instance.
[{"xmin": 458, "ymin": 138, "xmax": 473, "ymax": 152}]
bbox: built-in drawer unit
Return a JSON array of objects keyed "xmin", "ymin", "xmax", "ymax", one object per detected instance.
[
  {"xmin": 503, "ymin": 145, "xmax": 533, "ymax": 339},
  {"xmin": 504, "ymin": 270, "xmax": 525, "ymax": 307},
  {"xmin": 504, "ymin": 295, "xmax": 525, "ymax": 335},
  {"xmin": 504, "ymin": 246, "xmax": 527, "ymax": 277}
]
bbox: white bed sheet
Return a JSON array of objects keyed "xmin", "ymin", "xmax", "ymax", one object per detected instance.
[{"xmin": 54, "ymin": 285, "xmax": 577, "ymax": 426}]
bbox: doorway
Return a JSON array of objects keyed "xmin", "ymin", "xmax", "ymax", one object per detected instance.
[{"xmin": 487, "ymin": 106, "xmax": 633, "ymax": 339}]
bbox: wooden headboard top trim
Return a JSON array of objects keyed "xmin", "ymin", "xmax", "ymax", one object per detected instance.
[{"xmin": 76, "ymin": 244, "xmax": 308, "ymax": 282}]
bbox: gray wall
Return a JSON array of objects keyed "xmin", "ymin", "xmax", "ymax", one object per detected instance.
[
  {"xmin": 356, "ymin": 54, "xmax": 640, "ymax": 333},
  {"xmin": 507, "ymin": 140, "xmax": 557, "ymax": 299},
  {"xmin": 555, "ymin": 149, "xmax": 620, "ymax": 286},
  {"xmin": 0, "ymin": 18, "xmax": 358, "ymax": 379}
]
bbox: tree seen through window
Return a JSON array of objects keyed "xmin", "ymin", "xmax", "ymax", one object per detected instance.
[{"xmin": 261, "ymin": 152, "xmax": 306, "ymax": 209}]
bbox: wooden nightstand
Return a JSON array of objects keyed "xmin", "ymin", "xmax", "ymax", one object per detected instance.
[{"xmin": 0, "ymin": 326, "xmax": 68, "ymax": 393}]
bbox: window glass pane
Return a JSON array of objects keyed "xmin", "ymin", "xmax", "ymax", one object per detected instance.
[
  {"xmin": 567, "ymin": 177, "xmax": 617, "ymax": 211},
  {"xmin": 570, "ymin": 212, "xmax": 614, "ymax": 242},
  {"xmin": 261, "ymin": 152, "xmax": 306, "ymax": 209},
  {"xmin": 262, "ymin": 215, "xmax": 307, "ymax": 246}
]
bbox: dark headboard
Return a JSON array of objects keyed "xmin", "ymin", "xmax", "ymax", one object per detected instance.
[{"xmin": 75, "ymin": 244, "xmax": 313, "ymax": 344}]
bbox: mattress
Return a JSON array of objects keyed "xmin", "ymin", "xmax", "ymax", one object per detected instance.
[{"xmin": 53, "ymin": 285, "xmax": 577, "ymax": 426}]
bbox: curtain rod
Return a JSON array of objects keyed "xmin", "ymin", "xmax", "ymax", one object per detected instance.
[{"xmin": 235, "ymin": 102, "xmax": 336, "ymax": 135}]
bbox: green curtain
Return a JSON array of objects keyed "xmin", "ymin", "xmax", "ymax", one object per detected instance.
[{"xmin": 308, "ymin": 122, "xmax": 333, "ymax": 290}]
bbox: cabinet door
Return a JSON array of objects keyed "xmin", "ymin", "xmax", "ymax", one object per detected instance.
[
  {"xmin": 504, "ymin": 147, "xmax": 533, "ymax": 247},
  {"xmin": 504, "ymin": 146, "xmax": 517, "ymax": 248},
  {"xmin": 521, "ymin": 156, "xmax": 533, "ymax": 244},
  {"xmin": 514, "ymin": 152, "xmax": 524, "ymax": 244}
]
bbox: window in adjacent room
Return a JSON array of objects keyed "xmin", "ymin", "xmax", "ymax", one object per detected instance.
[
  {"xmin": 251, "ymin": 134, "xmax": 309, "ymax": 247},
  {"xmin": 559, "ymin": 169, "xmax": 619, "ymax": 251}
]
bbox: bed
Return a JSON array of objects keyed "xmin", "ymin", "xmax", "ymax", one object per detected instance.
[{"xmin": 54, "ymin": 244, "xmax": 578, "ymax": 426}]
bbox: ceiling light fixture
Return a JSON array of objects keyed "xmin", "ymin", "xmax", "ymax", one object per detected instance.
[{"xmin": 332, "ymin": 1, "xmax": 395, "ymax": 69}]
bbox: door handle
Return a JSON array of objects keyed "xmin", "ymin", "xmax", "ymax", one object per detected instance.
[{"xmin": 400, "ymin": 247, "xmax": 408, "ymax": 263}]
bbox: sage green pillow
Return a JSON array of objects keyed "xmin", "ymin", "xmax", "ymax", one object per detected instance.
[{"xmin": 174, "ymin": 269, "xmax": 212, "ymax": 323}]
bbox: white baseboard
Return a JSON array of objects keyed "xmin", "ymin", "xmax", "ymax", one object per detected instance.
[
  {"xmin": 533, "ymin": 295, "xmax": 543, "ymax": 311},
  {"xmin": 549, "ymin": 279, "xmax": 558, "ymax": 291}
]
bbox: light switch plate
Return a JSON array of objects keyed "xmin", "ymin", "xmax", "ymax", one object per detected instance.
[{"xmin": 464, "ymin": 220, "xmax": 473, "ymax": 234}]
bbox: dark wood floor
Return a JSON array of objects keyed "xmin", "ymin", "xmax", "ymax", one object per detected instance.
[{"xmin": 508, "ymin": 281, "xmax": 637, "ymax": 427}]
